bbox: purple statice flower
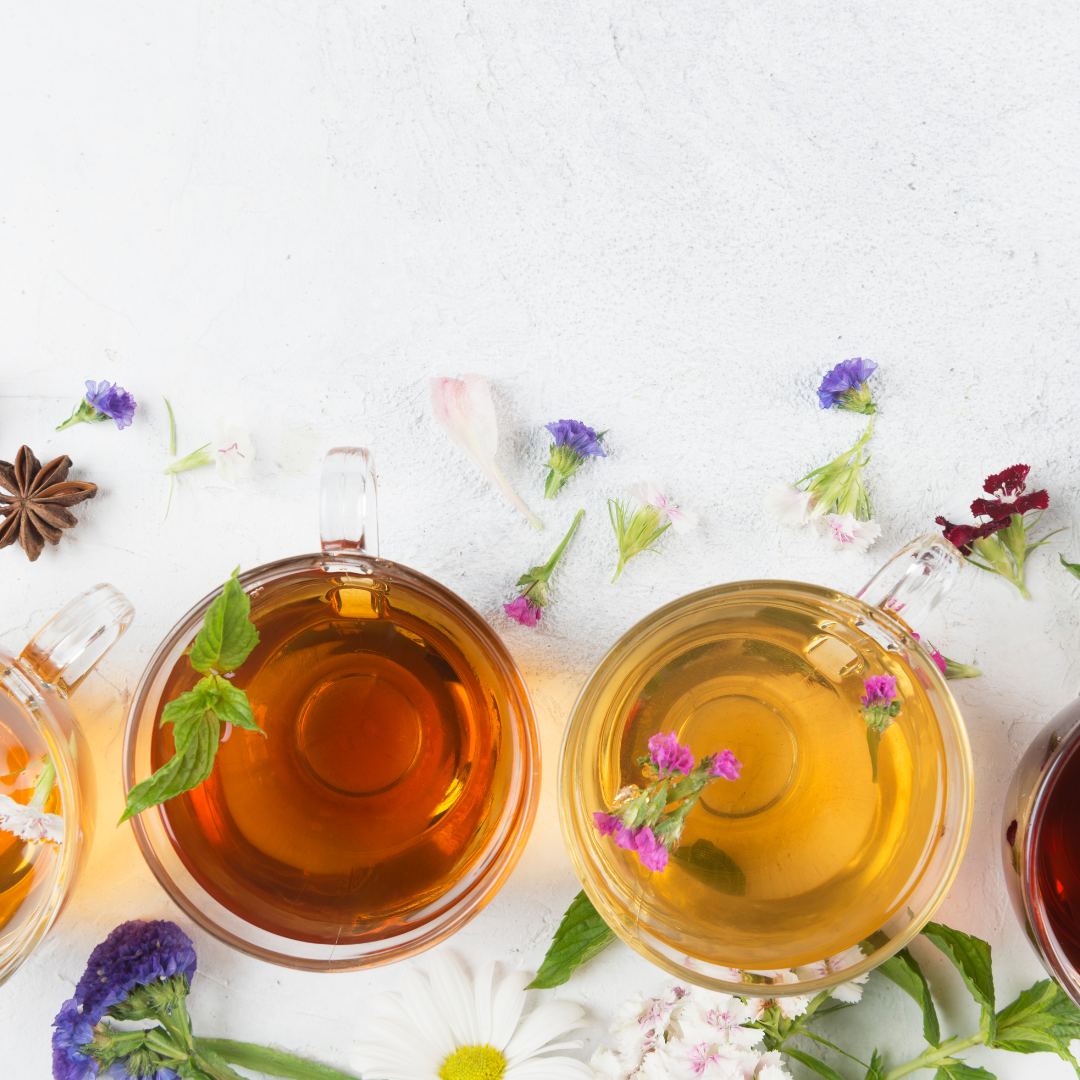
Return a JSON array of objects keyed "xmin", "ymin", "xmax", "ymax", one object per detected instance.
[
  {"xmin": 860, "ymin": 674, "xmax": 897, "ymax": 709},
  {"xmin": 84, "ymin": 381, "xmax": 137, "ymax": 429},
  {"xmin": 816, "ymin": 358, "xmax": 879, "ymax": 414},
  {"xmin": 631, "ymin": 825, "xmax": 669, "ymax": 873},
  {"xmin": 75, "ymin": 920, "xmax": 197, "ymax": 1017},
  {"xmin": 647, "ymin": 731, "xmax": 695, "ymax": 777},
  {"xmin": 503, "ymin": 595, "xmax": 542, "ymax": 627},
  {"xmin": 704, "ymin": 748, "xmax": 742, "ymax": 781},
  {"xmin": 52, "ymin": 998, "xmax": 101, "ymax": 1080},
  {"xmin": 543, "ymin": 419, "xmax": 606, "ymax": 498}
]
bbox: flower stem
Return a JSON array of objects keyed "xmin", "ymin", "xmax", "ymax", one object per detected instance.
[
  {"xmin": 29, "ymin": 758, "xmax": 56, "ymax": 810},
  {"xmin": 195, "ymin": 1039, "xmax": 357, "ymax": 1080},
  {"xmin": 538, "ymin": 509, "xmax": 584, "ymax": 578},
  {"xmin": 882, "ymin": 1032, "xmax": 985, "ymax": 1080},
  {"xmin": 164, "ymin": 444, "xmax": 214, "ymax": 475}
]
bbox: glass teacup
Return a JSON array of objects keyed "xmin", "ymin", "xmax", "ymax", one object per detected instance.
[
  {"xmin": 123, "ymin": 448, "xmax": 540, "ymax": 971},
  {"xmin": 1002, "ymin": 697, "xmax": 1080, "ymax": 1006},
  {"xmin": 560, "ymin": 536, "xmax": 973, "ymax": 997},
  {"xmin": 0, "ymin": 584, "xmax": 134, "ymax": 985}
]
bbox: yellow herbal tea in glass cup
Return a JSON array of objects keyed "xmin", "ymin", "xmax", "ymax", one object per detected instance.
[
  {"xmin": 0, "ymin": 585, "xmax": 134, "ymax": 985},
  {"xmin": 123, "ymin": 448, "xmax": 540, "ymax": 970},
  {"xmin": 560, "ymin": 536, "xmax": 974, "ymax": 996}
]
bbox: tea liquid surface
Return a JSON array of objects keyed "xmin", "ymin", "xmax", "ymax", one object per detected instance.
[
  {"xmin": 600, "ymin": 600, "xmax": 947, "ymax": 969},
  {"xmin": 154, "ymin": 570, "xmax": 510, "ymax": 944},
  {"xmin": 0, "ymin": 690, "xmax": 60, "ymax": 939},
  {"xmin": 1035, "ymin": 743, "xmax": 1080, "ymax": 970}
]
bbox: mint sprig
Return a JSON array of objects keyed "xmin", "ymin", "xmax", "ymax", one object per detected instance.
[
  {"xmin": 526, "ymin": 891, "xmax": 616, "ymax": 989},
  {"xmin": 120, "ymin": 568, "xmax": 261, "ymax": 824}
]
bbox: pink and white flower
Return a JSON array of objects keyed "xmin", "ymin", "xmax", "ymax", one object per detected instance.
[
  {"xmin": 0, "ymin": 793, "xmax": 64, "ymax": 845},
  {"xmin": 793, "ymin": 945, "xmax": 870, "ymax": 1003},
  {"xmin": 765, "ymin": 483, "xmax": 820, "ymax": 527},
  {"xmin": 430, "ymin": 375, "xmax": 542, "ymax": 528},
  {"xmin": 630, "ymin": 479, "xmax": 699, "ymax": 533},
  {"xmin": 823, "ymin": 512, "xmax": 881, "ymax": 554},
  {"xmin": 746, "ymin": 971, "xmax": 811, "ymax": 1021}
]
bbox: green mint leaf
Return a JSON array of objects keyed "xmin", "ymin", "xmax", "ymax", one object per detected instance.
[
  {"xmin": 119, "ymin": 682, "xmax": 221, "ymax": 823},
  {"xmin": 206, "ymin": 675, "xmax": 263, "ymax": 734},
  {"xmin": 875, "ymin": 946, "xmax": 941, "ymax": 1046},
  {"xmin": 993, "ymin": 979, "xmax": 1080, "ymax": 1068},
  {"xmin": 526, "ymin": 890, "xmax": 617, "ymax": 989},
  {"xmin": 933, "ymin": 1063, "xmax": 996, "ymax": 1079},
  {"xmin": 1062, "ymin": 554, "xmax": 1080, "ymax": 581},
  {"xmin": 189, "ymin": 568, "xmax": 259, "ymax": 674},
  {"xmin": 782, "ymin": 1047, "xmax": 847, "ymax": 1080},
  {"xmin": 864, "ymin": 1049, "xmax": 884, "ymax": 1080},
  {"xmin": 671, "ymin": 838, "xmax": 746, "ymax": 896},
  {"xmin": 922, "ymin": 923, "xmax": 996, "ymax": 1040}
]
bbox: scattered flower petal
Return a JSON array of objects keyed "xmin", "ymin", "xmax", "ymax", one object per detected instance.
[
  {"xmin": 765, "ymin": 483, "xmax": 819, "ymax": 527},
  {"xmin": 213, "ymin": 424, "xmax": 255, "ymax": 485},
  {"xmin": 0, "ymin": 792, "xmax": 64, "ymax": 845},
  {"xmin": 430, "ymin": 376, "xmax": 542, "ymax": 529},
  {"xmin": 630, "ymin": 479, "xmax": 698, "ymax": 533},
  {"xmin": 823, "ymin": 512, "xmax": 881, "ymax": 554}
]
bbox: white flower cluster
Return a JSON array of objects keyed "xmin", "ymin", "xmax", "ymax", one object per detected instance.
[
  {"xmin": 765, "ymin": 484, "xmax": 881, "ymax": 554},
  {"xmin": 591, "ymin": 984, "xmax": 791, "ymax": 1080},
  {"xmin": 0, "ymin": 792, "xmax": 64, "ymax": 844}
]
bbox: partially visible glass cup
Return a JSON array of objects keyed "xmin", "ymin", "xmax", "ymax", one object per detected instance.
[
  {"xmin": 0, "ymin": 585, "xmax": 135, "ymax": 985},
  {"xmin": 1002, "ymin": 698, "xmax": 1080, "ymax": 1006},
  {"xmin": 124, "ymin": 448, "xmax": 540, "ymax": 971},
  {"xmin": 560, "ymin": 536, "xmax": 973, "ymax": 997}
]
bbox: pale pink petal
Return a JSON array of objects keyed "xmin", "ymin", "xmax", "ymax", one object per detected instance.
[{"xmin": 430, "ymin": 376, "xmax": 542, "ymax": 528}]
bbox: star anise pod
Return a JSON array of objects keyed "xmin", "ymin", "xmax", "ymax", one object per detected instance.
[{"xmin": 0, "ymin": 446, "xmax": 98, "ymax": 562}]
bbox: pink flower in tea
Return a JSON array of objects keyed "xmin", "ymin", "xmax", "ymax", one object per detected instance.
[
  {"xmin": 648, "ymin": 731, "xmax": 695, "ymax": 777},
  {"xmin": 632, "ymin": 826, "xmax": 669, "ymax": 873},
  {"xmin": 861, "ymin": 674, "xmax": 897, "ymax": 709},
  {"xmin": 705, "ymin": 749, "xmax": 742, "ymax": 781},
  {"xmin": 503, "ymin": 596, "xmax": 542, "ymax": 627},
  {"xmin": 592, "ymin": 811, "xmax": 621, "ymax": 836}
]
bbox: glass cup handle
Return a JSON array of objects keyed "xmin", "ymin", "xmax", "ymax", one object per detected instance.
[
  {"xmin": 18, "ymin": 583, "xmax": 135, "ymax": 697},
  {"xmin": 320, "ymin": 447, "xmax": 379, "ymax": 556},
  {"xmin": 856, "ymin": 533, "xmax": 963, "ymax": 632}
]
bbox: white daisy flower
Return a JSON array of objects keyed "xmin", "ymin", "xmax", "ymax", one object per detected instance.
[
  {"xmin": 793, "ymin": 945, "xmax": 870, "ymax": 1004},
  {"xmin": 823, "ymin": 513, "xmax": 881, "ymax": 554},
  {"xmin": 764, "ymin": 483, "xmax": 819, "ymax": 527},
  {"xmin": 0, "ymin": 792, "xmax": 64, "ymax": 845},
  {"xmin": 630, "ymin": 479, "xmax": 699, "ymax": 533},
  {"xmin": 351, "ymin": 952, "xmax": 592, "ymax": 1080}
]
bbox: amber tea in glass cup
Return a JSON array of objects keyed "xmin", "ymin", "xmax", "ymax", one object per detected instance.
[
  {"xmin": 0, "ymin": 584, "xmax": 134, "ymax": 985},
  {"xmin": 560, "ymin": 536, "xmax": 974, "ymax": 997},
  {"xmin": 124, "ymin": 448, "xmax": 539, "ymax": 970}
]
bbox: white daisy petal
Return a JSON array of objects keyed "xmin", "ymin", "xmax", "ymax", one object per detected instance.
[
  {"xmin": 429, "ymin": 952, "xmax": 481, "ymax": 1046},
  {"xmin": 490, "ymin": 968, "xmax": 530, "ymax": 1049},
  {"xmin": 504, "ymin": 1055, "xmax": 596, "ymax": 1079},
  {"xmin": 399, "ymin": 969, "xmax": 457, "ymax": 1053},
  {"xmin": 474, "ymin": 961, "xmax": 496, "ymax": 1045},
  {"xmin": 504, "ymin": 1001, "xmax": 586, "ymax": 1065}
]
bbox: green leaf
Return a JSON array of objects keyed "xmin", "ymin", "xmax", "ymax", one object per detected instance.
[
  {"xmin": 782, "ymin": 1047, "xmax": 847, "ymax": 1080},
  {"xmin": 207, "ymin": 675, "xmax": 263, "ymax": 734},
  {"xmin": 1062, "ymin": 554, "xmax": 1080, "ymax": 581},
  {"xmin": 922, "ymin": 923, "xmax": 996, "ymax": 1040},
  {"xmin": 189, "ymin": 568, "xmax": 260, "ymax": 674},
  {"xmin": 119, "ymin": 683, "xmax": 221, "ymax": 822},
  {"xmin": 876, "ymin": 947, "xmax": 941, "ymax": 1046},
  {"xmin": 993, "ymin": 978, "xmax": 1080, "ymax": 1069},
  {"xmin": 933, "ymin": 1063, "xmax": 996, "ymax": 1079},
  {"xmin": 526, "ymin": 891, "xmax": 617, "ymax": 989},
  {"xmin": 864, "ymin": 1049, "xmax": 884, "ymax": 1080},
  {"xmin": 671, "ymin": 838, "xmax": 747, "ymax": 896}
]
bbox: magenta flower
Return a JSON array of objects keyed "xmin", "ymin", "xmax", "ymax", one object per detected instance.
[
  {"xmin": 860, "ymin": 674, "xmax": 897, "ymax": 709},
  {"xmin": 860, "ymin": 675, "xmax": 902, "ymax": 784},
  {"xmin": 592, "ymin": 811, "xmax": 621, "ymax": 836},
  {"xmin": 503, "ymin": 596, "xmax": 542, "ymax": 627},
  {"xmin": 632, "ymin": 826, "xmax": 668, "ymax": 873},
  {"xmin": 648, "ymin": 731, "xmax": 695, "ymax": 777},
  {"xmin": 705, "ymin": 749, "xmax": 742, "ymax": 781},
  {"xmin": 930, "ymin": 650, "xmax": 947, "ymax": 675}
]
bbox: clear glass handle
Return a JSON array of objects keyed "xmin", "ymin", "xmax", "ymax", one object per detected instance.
[
  {"xmin": 856, "ymin": 533, "xmax": 963, "ymax": 632},
  {"xmin": 320, "ymin": 447, "xmax": 379, "ymax": 555},
  {"xmin": 18, "ymin": 583, "xmax": 135, "ymax": 696}
]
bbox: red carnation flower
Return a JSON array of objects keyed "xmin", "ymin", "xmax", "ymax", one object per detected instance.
[
  {"xmin": 971, "ymin": 489, "xmax": 1049, "ymax": 521},
  {"xmin": 935, "ymin": 516, "xmax": 1008, "ymax": 555},
  {"xmin": 983, "ymin": 464, "xmax": 1030, "ymax": 498}
]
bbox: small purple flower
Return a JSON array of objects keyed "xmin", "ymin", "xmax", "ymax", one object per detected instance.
[
  {"xmin": 84, "ymin": 380, "xmax": 137, "ymax": 430},
  {"xmin": 543, "ymin": 420, "xmax": 606, "ymax": 498},
  {"xmin": 592, "ymin": 811, "xmax": 621, "ymax": 836},
  {"xmin": 503, "ymin": 595, "xmax": 542, "ymax": 627},
  {"xmin": 705, "ymin": 748, "xmax": 742, "ymax": 781},
  {"xmin": 631, "ymin": 826, "xmax": 668, "ymax": 873},
  {"xmin": 545, "ymin": 419, "xmax": 607, "ymax": 458},
  {"xmin": 860, "ymin": 674, "xmax": 898, "ymax": 709},
  {"xmin": 51, "ymin": 998, "xmax": 100, "ymax": 1080},
  {"xmin": 817, "ymin": 358, "xmax": 879, "ymax": 413},
  {"xmin": 647, "ymin": 731, "xmax": 695, "ymax": 777},
  {"xmin": 74, "ymin": 920, "xmax": 197, "ymax": 1017}
]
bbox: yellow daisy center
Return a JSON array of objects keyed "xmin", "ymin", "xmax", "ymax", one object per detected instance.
[{"xmin": 438, "ymin": 1044, "xmax": 507, "ymax": 1080}]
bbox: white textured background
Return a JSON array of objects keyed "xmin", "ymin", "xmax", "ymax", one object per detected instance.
[{"xmin": 2, "ymin": 1, "xmax": 1079, "ymax": 1076}]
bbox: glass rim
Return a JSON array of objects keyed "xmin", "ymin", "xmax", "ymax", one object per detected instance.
[
  {"xmin": 558, "ymin": 577, "xmax": 975, "ymax": 997},
  {"xmin": 123, "ymin": 550, "xmax": 540, "ymax": 971}
]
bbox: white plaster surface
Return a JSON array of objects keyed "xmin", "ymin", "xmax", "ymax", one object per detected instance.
[{"xmin": 2, "ymin": 1, "xmax": 1079, "ymax": 1076}]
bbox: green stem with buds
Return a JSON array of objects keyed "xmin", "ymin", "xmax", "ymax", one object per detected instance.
[{"xmin": 882, "ymin": 1033, "xmax": 985, "ymax": 1080}]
